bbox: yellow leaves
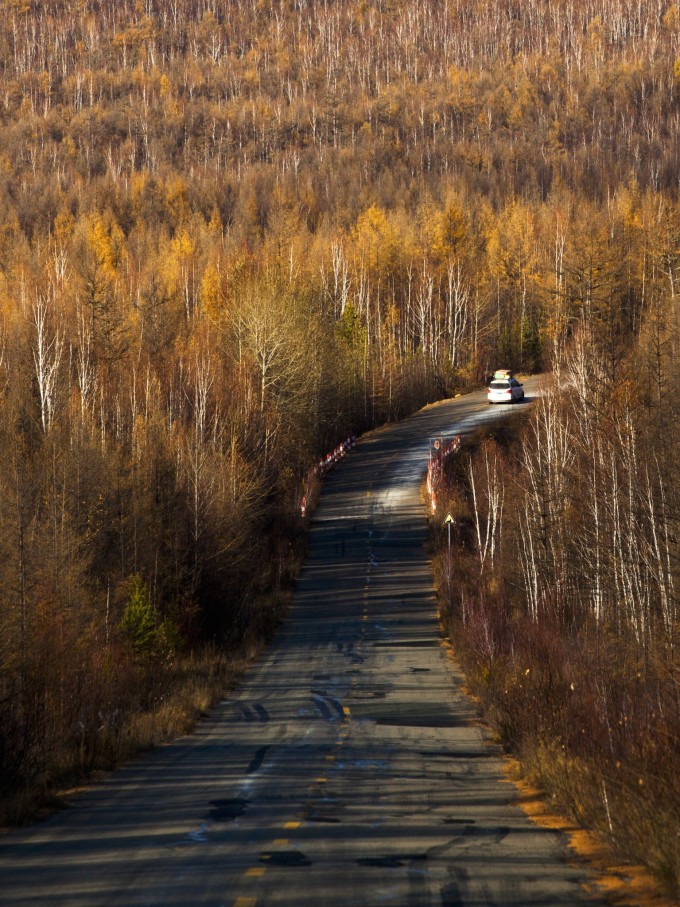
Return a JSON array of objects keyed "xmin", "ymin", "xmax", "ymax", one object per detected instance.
[
  {"xmin": 663, "ymin": 3, "xmax": 679, "ymax": 32},
  {"xmin": 543, "ymin": 309, "xmax": 570, "ymax": 348},
  {"xmin": 507, "ymin": 73, "xmax": 538, "ymax": 131},
  {"xmin": 172, "ymin": 228, "xmax": 194, "ymax": 261},
  {"xmin": 156, "ymin": 71, "xmax": 182, "ymax": 117},
  {"xmin": 208, "ymin": 207, "xmax": 223, "ymax": 237},
  {"xmin": 4, "ymin": 0, "xmax": 31, "ymax": 14},
  {"xmin": 200, "ymin": 9, "xmax": 219, "ymax": 29},
  {"xmin": 355, "ymin": 204, "xmax": 388, "ymax": 237},
  {"xmin": 129, "ymin": 172, "xmax": 148, "ymax": 207},
  {"xmin": 166, "ymin": 177, "xmax": 191, "ymax": 226},
  {"xmin": 87, "ymin": 213, "xmax": 125, "ymax": 279},
  {"xmin": 613, "ymin": 183, "xmax": 642, "ymax": 234},
  {"xmin": 112, "ymin": 16, "xmax": 155, "ymax": 47},
  {"xmin": 587, "ymin": 15, "xmax": 604, "ymax": 46},
  {"xmin": 199, "ymin": 263, "xmax": 223, "ymax": 320},
  {"xmin": 0, "ymin": 217, "xmax": 24, "ymax": 276},
  {"xmin": 385, "ymin": 303, "xmax": 400, "ymax": 330},
  {"xmin": 375, "ymin": 84, "xmax": 404, "ymax": 125},
  {"xmin": 448, "ymin": 65, "xmax": 474, "ymax": 112},
  {"xmin": 161, "ymin": 228, "xmax": 194, "ymax": 299},
  {"xmin": 486, "ymin": 201, "xmax": 538, "ymax": 286},
  {"xmin": 422, "ymin": 196, "xmax": 467, "ymax": 265},
  {"xmin": 53, "ymin": 210, "xmax": 75, "ymax": 247},
  {"xmin": 352, "ymin": 204, "xmax": 400, "ymax": 272},
  {"xmin": 609, "ymin": 377, "xmax": 640, "ymax": 412}
]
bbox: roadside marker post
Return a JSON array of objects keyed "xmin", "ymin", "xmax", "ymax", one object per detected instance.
[
  {"xmin": 444, "ymin": 513, "xmax": 454, "ymax": 556},
  {"xmin": 444, "ymin": 513, "xmax": 455, "ymax": 585}
]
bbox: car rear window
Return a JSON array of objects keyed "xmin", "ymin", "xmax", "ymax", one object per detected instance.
[{"xmin": 490, "ymin": 380, "xmax": 510, "ymax": 388}]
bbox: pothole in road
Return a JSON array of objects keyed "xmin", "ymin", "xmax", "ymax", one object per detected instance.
[
  {"xmin": 246, "ymin": 744, "xmax": 270, "ymax": 775},
  {"xmin": 208, "ymin": 798, "xmax": 248, "ymax": 821},
  {"xmin": 260, "ymin": 850, "xmax": 312, "ymax": 867},
  {"xmin": 410, "ymin": 667, "xmax": 431, "ymax": 673}
]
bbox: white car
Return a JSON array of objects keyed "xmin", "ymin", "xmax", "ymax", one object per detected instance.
[{"xmin": 487, "ymin": 376, "xmax": 525, "ymax": 404}]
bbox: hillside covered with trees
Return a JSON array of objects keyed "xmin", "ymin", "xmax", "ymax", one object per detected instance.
[{"xmin": 1, "ymin": 0, "xmax": 679, "ymax": 848}]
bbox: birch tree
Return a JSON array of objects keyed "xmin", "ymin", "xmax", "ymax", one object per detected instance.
[
  {"xmin": 468, "ymin": 441, "xmax": 505, "ymax": 577},
  {"xmin": 31, "ymin": 292, "xmax": 64, "ymax": 434}
]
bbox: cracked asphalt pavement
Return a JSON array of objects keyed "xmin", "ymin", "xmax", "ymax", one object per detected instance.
[{"xmin": 0, "ymin": 378, "xmax": 606, "ymax": 907}]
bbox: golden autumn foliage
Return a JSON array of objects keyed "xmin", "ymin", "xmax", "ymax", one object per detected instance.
[{"xmin": 0, "ymin": 0, "xmax": 679, "ymax": 849}]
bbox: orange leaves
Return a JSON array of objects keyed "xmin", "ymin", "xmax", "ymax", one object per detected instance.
[
  {"xmin": 166, "ymin": 178, "xmax": 191, "ymax": 227},
  {"xmin": 352, "ymin": 204, "xmax": 402, "ymax": 276},
  {"xmin": 199, "ymin": 262, "xmax": 223, "ymax": 321},
  {"xmin": 486, "ymin": 200, "xmax": 538, "ymax": 288},
  {"xmin": 421, "ymin": 195, "xmax": 468, "ymax": 266},
  {"xmin": 86, "ymin": 213, "xmax": 126, "ymax": 281},
  {"xmin": 663, "ymin": 3, "xmax": 679, "ymax": 32},
  {"xmin": 53, "ymin": 210, "xmax": 75, "ymax": 247}
]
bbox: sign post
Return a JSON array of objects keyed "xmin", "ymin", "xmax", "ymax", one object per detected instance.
[
  {"xmin": 444, "ymin": 513, "xmax": 455, "ymax": 588},
  {"xmin": 444, "ymin": 513, "xmax": 454, "ymax": 558}
]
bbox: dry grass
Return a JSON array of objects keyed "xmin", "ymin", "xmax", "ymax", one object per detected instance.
[
  {"xmin": 0, "ymin": 613, "xmax": 293, "ymax": 829},
  {"xmin": 429, "ymin": 428, "xmax": 680, "ymax": 902},
  {"xmin": 434, "ymin": 557, "xmax": 680, "ymax": 901},
  {"xmin": 0, "ymin": 522, "xmax": 301, "ymax": 830},
  {"xmin": 0, "ymin": 649, "xmax": 246, "ymax": 829}
]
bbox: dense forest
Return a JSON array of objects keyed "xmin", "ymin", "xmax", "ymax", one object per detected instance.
[
  {"xmin": 1, "ymin": 0, "xmax": 679, "ymax": 857},
  {"xmin": 435, "ymin": 341, "xmax": 680, "ymax": 896}
]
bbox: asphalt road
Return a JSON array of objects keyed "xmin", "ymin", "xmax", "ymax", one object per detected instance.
[{"xmin": 0, "ymin": 377, "xmax": 604, "ymax": 907}]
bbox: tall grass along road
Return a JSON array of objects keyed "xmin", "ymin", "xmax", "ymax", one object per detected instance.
[{"xmin": 0, "ymin": 377, "xmax": 603, "ymax": 907}]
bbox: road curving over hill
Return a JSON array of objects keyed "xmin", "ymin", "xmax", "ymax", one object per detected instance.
[{"xmin": 0, "ymin": 376, "xmax": 605, "ymax": 907}]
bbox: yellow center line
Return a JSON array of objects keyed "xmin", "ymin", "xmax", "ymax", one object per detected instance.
[
  {"xmin": 315, "ymin": 777, "xmax": 327, "ymax": 784},
  {"xmin": 234, "ymin": 898, "xmax": 258, "ymax": 907},
  {"xmin": 273, "ymin": 838, "xmax": 289, "ymax": 846},
  {"xmin": 284, "ymin": 820, "xmax": 301, "ymax": 829},
  {"xmin": 245, "ymin": 867, "xmax": 266, "ymax": 879}
]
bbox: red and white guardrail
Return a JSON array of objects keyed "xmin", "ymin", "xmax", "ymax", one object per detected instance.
[
  {"xmin": 300, "ymin": 435, "xmax": 357, "ymax": 517},
  {"xmin": 426, "ymin": 435, "xmax": 461, "ymax": 513}
]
